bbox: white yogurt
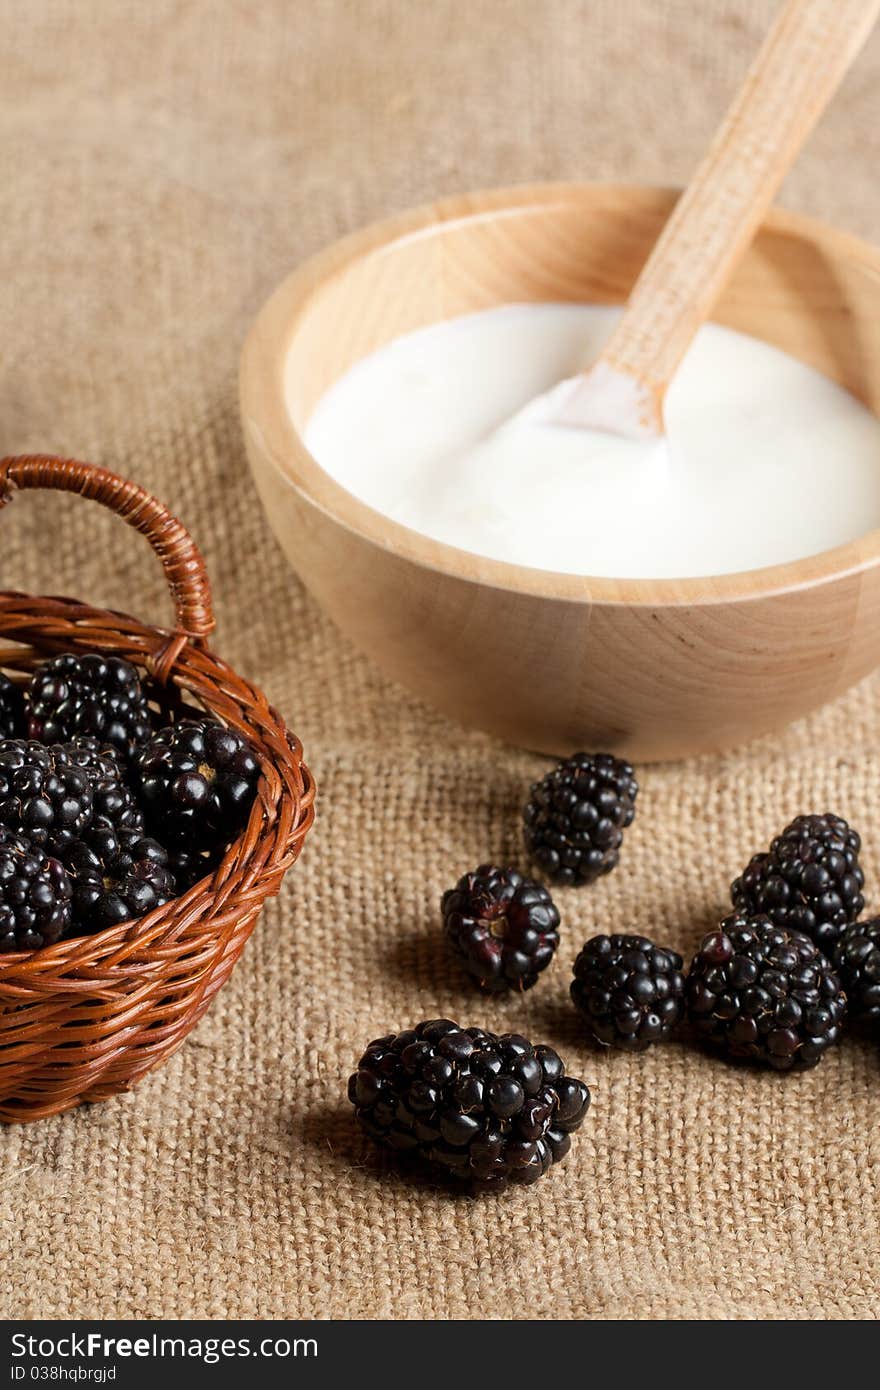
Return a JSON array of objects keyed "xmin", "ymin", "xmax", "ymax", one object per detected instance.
[{"xmin": 300, "ymin": 303, "xmax": 880, "ymax": 578}]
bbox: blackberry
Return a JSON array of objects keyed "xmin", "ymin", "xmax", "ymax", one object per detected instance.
[
  {"xmin": 60, "ymin": 737, "xmax": 144, "ymax": 838},
  {"xmin": 0, "ymin": 826, "xmax": 73, "ymax": 952},
  {"xmin": 442, "ymin": 865, "xmax": 559, "ymax": 992},
  {"xmin": 731, "ymin": 813, "xmax": 864, "ymax": 952},
  {"xmin": 524, "ymin": 752, "xmax": 638, "ymax": 886},
  {"xmin": 0, "ymin": 675, "xmax": 25, "ymax": 739},
  {"xmin": 833, "ymin": 919, "xmax": 880, "ymax": 1033},
  {"xmin": 167, "ymin": 844, "xmax": 220, "ymax": 892},
  {"xmin": 134, "ymin": 718, "xmax": 260, "ymax": 848},
  {"xmin": 349, "ymin": 1019, "xmax": 590, "ymax": 1188},
  {"xmin": 685, "ymin": 914, "xmax": 846, "ymax": 1071},
  {"xmin": 60, "ymin": 736, "xmax": 124, "ymax": 781},
  {"xmin": 0, "ymin": 738, "xmax": 143, "ymax": 862},
  {"xmin": 571, "ymin": 933, "xmax": 685, "ymax": 1051},
  {"xmin": 28, "ymin": 652, "xmax": 152, "ymax": 755},
  {"xmin": 65, "ymin": 827, "xmax": 176, "ymax": 932},
  {"xmin": 0, "ymin": 739, "xmax": 95, "ymax": 857}
]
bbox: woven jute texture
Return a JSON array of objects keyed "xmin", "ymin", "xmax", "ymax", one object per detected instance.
[{"xmin": 2, "ymin": 0, "xmax": 880, "ymax": 1321}]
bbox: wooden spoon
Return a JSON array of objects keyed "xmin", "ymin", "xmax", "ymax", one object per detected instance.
[{"xmin": 546, "ymin": 0, "xmax": 880, "ymax": 438}]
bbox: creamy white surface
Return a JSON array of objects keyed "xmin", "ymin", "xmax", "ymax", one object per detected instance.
[{"xmin": 300, "ymin": 303, "xmax": 880, "ymax": 578}]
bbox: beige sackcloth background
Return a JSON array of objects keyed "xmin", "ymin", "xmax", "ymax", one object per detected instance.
[{"xmin": 1, "ymin": 0, "xmax": 879, "ymax": 1321}]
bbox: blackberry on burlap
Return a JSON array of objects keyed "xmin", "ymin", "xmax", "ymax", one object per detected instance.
[
  {"xmin": 685, "ymin": 914, "xmax": 846, "ymax": 1071},
  {"xmin": 523, "ymin": 752, "xmax": 638, "ymax": 886},
  {"xmin": 571, "ymin": 933, "xmax": 685, "ymax": 1051},
  {"xmin": 0, "ymin": 826, "xmax": 73, "ymax": 952},
  {"xmin": 731, "ymin": 813, "xmax": 864, "ymax": 953},
  {"xmin": 833, "ymin": 918, "xmax": 880, "ymax": 1033},
  {"xmin": 28, "ymin": 653, "xmax": 152, "ymax": 755},
  {"xmin": 349, "ymin": 1019, "xmax": 590, "ymax": 1188},
  {"xmin": 442, "ymin": 865, "xmax": 559, "ymax": 992}
]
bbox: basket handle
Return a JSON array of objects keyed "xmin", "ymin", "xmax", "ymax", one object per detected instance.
[{"xmin": 0, "ymin": 455, "xmax": 216, "ymax": 680}]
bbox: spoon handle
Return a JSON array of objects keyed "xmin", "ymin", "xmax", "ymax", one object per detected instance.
[{"xmin": 553, "ymin": 0, "xmax": 880, "ymax": 437}]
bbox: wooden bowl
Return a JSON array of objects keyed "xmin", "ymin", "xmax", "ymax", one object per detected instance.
[{"xmin": 240, "ymin": 183, "xmax": 880, "ymax": 761}]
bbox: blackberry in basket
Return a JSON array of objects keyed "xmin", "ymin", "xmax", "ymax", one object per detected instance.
[
  {"xmin": 0, "ymin": 736, "xmax": 143, "ymax": 862},
  {"xmin": 523, "ymin": 752, "xmax": 638, "ymax": 886},
  {"xmin": 442, "ymin": 864, "xmax": 560, "ymax": 992},
  {"xmin": 571, "ymin": 933, "xmax": 685, "ymax": 1051},
  {"xmin": 0, "ymin": 739, "xmax": 95, "ymax": 857},
  {"xmin": 349, "ymin": 1019, "xmax": 591, "ymax": 1188},
  {"xmin": 60, "ymin": 734, "xmax": 124, "ymax": 779},
  {"xmin": 731, "ymin": 813, "xmax": 864, "ymax": 953},
  {"xmin": 166, "ymin": 843, "xmax": 221, "ymax": 892},
  {"xmin": 685, "ymin": 914, "xmax": 846, "ymax": 1071},
  {"xmin": 61, "ymin": 736, "xmax": 144, "ymax": 837},
  {"xmin": 0, "ymin": 675, "xmax": 25, "ymax": 739},
  {"xmin": 28, "ymin": 652, "xmax": 152, "ymax": 755},
  {"xmin": 134, "ymin": 717, "xmax": 260, "ymax": 849},
  {"xmin": 0, "ymin": 825, "xmax": 73, "ymax": 952},
  {"xmin": 833, "ymin": 918, "xmax": 880, "ymax": 1033},
  {"xmin": 65, "ymin": 827, "xmax": 176, "ymax": 932}
]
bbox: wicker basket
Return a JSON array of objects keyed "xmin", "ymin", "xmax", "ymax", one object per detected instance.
[{"xmin": 0, "ymin": 454, "xmax": 315, "ymax": 1122}]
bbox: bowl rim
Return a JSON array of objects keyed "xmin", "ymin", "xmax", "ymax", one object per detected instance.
[{"xmin": 240, "ymin": 179, "xmax": 880, "ymax": 607}]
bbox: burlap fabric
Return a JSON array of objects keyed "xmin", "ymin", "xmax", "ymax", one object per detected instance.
[{"xmin": 1, "ymin": 0, "xmax": 879, "ymax": 1321}]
